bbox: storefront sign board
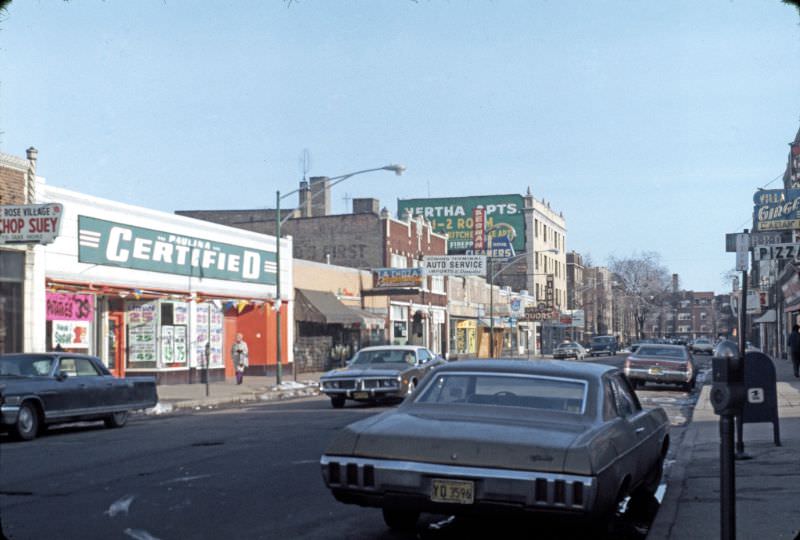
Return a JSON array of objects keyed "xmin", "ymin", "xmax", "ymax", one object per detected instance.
[
  {"xmin": 46, "ymin": 292, "xmax": 94, "ymax": 321},
  {"xmin": 374, "ymin": 267, "xmax": 424, "ymax": 288},
  {"xmin": 0, "ymin": 203, "xmax": 63, "ymax": 245},
  {"xmin": 78, "ymin": 216, "xmax": 277, "ymax": 285},
  {"xmin": 422, "ymin": 255, "xmax": 486, "ymax": 276}
]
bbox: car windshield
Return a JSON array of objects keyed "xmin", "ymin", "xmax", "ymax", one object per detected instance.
[
  {"xmin": 415, "ymin": 373, "xmax": 587, "ymax": 414},
  {"xmin": 592, "ymin": 337, "xmax": 614, "ymax": 344},
  {"xmin": 350, "ymin": 349, "xmax": 415, "ymax": 365},
  {"xmin": 635, "ymin": 346, "xmax": 687, "ymax": 360},
  {"xmin": 0, "ymin": 355, "xmax": 55, "ymax": 377}
]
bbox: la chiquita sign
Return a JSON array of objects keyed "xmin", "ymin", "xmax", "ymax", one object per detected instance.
[
  {"xmin": 78, "ymin": 216, "xmax": 277, "ymax": 285},
  {"xmin": 422, "ymin": 255, "xmax": 486, "ymax": 277},
  {"xmin": 0, "ymin": 203, "xmax": 63, "ymax": 245}
]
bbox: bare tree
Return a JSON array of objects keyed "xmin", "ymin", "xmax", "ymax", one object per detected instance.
[{"xmin": 609, "ymin": 252, "xmax": 672, "ymax": 340}]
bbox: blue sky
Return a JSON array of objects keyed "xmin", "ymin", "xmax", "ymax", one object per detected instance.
[{"xmin": 1, "ymin": 1, "xmax": 798, "ymax": 292}]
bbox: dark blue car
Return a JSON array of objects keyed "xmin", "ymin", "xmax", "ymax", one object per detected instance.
[{"xmin": 589, "ymin": 336, "xmax": 618, "ymax": 357}]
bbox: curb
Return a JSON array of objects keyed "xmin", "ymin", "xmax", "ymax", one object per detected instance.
[
  {"xmin": 645, "ymin": 384, "xmax": 707, "ymax": 540},
  {"xmin": 144, "ymin": 387, "xmax": 322, "ymax": 416}
]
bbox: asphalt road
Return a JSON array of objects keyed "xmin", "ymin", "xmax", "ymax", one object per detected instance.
[{"xmin": 0, "ymin": 354, "xmax": 709, "ymax": 540}]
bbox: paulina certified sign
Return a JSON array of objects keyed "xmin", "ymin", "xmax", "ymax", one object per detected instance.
[
  {"xmin": 78, "ymin": 216, "xmax": 277, "ymax": 285},
  {"xmin": 753, "ymin": 189, "xmax": 800, "ymax": 231},
  {"xmin": 0, "ymin": 203, "xmax": 63, "ymax": 244}
]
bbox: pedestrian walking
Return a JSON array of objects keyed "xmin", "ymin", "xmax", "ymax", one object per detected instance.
[
  {"xmin": 788, "ymin": 325, "xmax": 800, "ymax": 378},
  {"xmin": 231, "ymin": 333, "xmax": 249, "ymax": 385}
]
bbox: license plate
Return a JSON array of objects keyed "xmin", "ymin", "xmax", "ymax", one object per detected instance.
[
  {"xmin": 353, "ymin": 392, "xmax": 369, "ymax": 399},
  {"xmin": 649, "ymin": 367, "xmax": 663, "ymax": 375},
  {"xmin": 431, "ymin": 479, "xmax": 474, "ymax": 504}
]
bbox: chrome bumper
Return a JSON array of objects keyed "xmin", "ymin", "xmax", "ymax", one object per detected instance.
[
  {"xmin": 320, "ymin": 455, "xmax": 596, "ymax": 513},
  {"xmin": 625, "ymin": 367, "xmax": 690, "ymax": 383},
  {"xmin": 0, "ymin": 404, "xmax": 20, "ymax": 426}
]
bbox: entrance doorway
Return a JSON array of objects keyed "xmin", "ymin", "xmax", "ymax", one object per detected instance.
[{"xmin": 107, "ymin": 312, "xmax": 125, "ymax": 377}]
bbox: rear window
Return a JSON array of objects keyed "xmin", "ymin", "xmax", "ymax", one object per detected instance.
[
  {"xmin": 415, "ymin": 372, "xmax": 587, "ymax": 414},
  {"xmin": 592, "ymin": 337, "xmax": 615, "ymax": 345},
  {"xmin": 635, "ymin": 346, "xmax": 686, "ymax": 359}
]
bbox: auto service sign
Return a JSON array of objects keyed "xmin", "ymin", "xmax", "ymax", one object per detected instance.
[
  {"xmin": 422, "ymin": 255, "xmax": 486, "ymax": 276},
  {"xmin": 0, "ymin": 203, "xmax": 63, "ymax": 245}
]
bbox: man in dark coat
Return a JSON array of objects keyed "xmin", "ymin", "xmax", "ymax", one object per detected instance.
[{"xmin": 788, "ymin": 325, "xmax": 800, "ymax": 378}]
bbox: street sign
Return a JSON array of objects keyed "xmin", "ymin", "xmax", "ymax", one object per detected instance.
[
  {"xmin": 752, "ymin": 243, "xmax": 800, "ymax": 261},
  {"xmin": 736, "ymin": 233, "xmax": 749, "ymax": 271},
  {"xmin": 422, "ymin": 255, "xmax": 486, "ymax": 276},
  {"xmin": 0, "ymin": 203, "xmax": 63, "ymax": 245},
  {"xmin": 726, "ymin": 231, "xmax": 786, "ymax": 252}
]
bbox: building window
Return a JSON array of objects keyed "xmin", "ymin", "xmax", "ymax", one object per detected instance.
[
  {"xmin": 431, "ymin": 275, "xmax": 445, "ymax": 294},
  {"xmin": 390, "ymin": 253, "xmax": 407, "ymax": 268},
  {"xmin": 0, "ymin": 250, "xmax": 24, "ymax": 353}
]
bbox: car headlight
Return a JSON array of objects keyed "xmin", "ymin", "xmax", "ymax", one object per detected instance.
[
  {"xmin": 2, "ymin": 395, "xmax": 20, "ymax": 405},
  {"xmin": 322, "ymin": 381, "xmax": 339, "ymax": 389},
  {"xmin": 380, "ymin": 379, "xmax": 398, "ymax": 388}
]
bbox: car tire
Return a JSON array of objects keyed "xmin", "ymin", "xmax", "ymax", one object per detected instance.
[
  {"xmin": 330, "ymin": 396, "xmax": 346, "ymax": 409},
  {"xmin": 104, "ymin": 411, "xmax": 128, "ymax": 429},
  {"xmin": 14, "ymin": 402, "xmax": 39, "ymax": 441},
  {"xmin": 382, "ymin": 507, "xmax": 419, "ymax": 532},
  {"xmin": 635, "ymin": 452, "xmax": 665, "ymax": 497}
]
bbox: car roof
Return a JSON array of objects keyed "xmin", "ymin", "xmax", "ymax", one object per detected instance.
[
  {"xmin": 0, "ymin": 352, "xmax": 101, "ymax": 360},
  {"xmin": 434, "ymin": 359, "xmax": 614, "ymax": 380},
  {"xmin": 357, "ymin": 345, "xmax": 423, "ymax": 352}
]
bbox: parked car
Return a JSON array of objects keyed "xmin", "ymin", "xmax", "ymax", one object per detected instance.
[
  {"xmin": 624, "ymin": 344, "xmax": 696, "ymax": 391},
  {"xmin": 553, "ymin": 341, "xmax": 587, "ymax": 360},
  {"xmin": 319, "ymin": 345, "xmax": 444, "ymax": 408},
  {"xmin": 689, "ymin": 338, "xmax": 713, "ymax": 355},
  {"xmin": 320, "ymin": 359, "xmax": 670, "ymax": 531},
  {"xmin": 589, "ymin": 335, "xmax": 618, "ymax": 357},
  {"xmin": 0, "ymin": 352, "xmax": 158, "ymax": 441}
]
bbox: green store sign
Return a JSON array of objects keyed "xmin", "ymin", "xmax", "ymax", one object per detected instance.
[
  {"xmin": 398, "ymin": 194, "xmax": 526, "ymax": 254},
  {"xmin": 78, "ymin": 216, "xmax": 277, "ymax": 285}
]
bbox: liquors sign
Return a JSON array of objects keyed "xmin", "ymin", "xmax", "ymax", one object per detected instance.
[{"xmin": 78, "ymin": 216, "xmax": 277, "ymax": 284}]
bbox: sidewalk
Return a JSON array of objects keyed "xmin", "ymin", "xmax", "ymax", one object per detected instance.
[
  {"xmin": 648, "ymin": 354, "xmax": 800, "ymax": 539},
  {"xmin": 147, "ymin": 371, "xmax": 324, "ymax": 414}
]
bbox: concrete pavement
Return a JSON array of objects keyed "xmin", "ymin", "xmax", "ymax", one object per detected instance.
[{"xmin": 648, "ymin": 354, "xmax": 800, "ymax": 539}]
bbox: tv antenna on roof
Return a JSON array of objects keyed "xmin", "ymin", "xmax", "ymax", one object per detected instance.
[{"xmin": 298, "ymin": 148, "xmax": 312, "ymax": 182}]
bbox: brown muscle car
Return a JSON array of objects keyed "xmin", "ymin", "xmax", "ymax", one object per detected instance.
[
  {"xmin": 320, "ymin": 359, "xmax": 669, "ymax": 531},
  {"xmin": 319, "ymin": 345, "xmax": 444, "ymax": 408}
]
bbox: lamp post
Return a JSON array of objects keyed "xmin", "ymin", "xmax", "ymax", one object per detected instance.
[
  {"xmin": 487, "ymin": 249, "xmax": 558, "ymax": 358},
  {"xmin": 273, "ymin": 164, "xmax": 405, "ymax": 385}
]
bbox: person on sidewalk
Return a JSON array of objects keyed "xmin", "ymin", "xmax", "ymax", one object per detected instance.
[
  {"xmin": 231, "ymin": 333, "xmax": 249, "ymax": 385},
  {"xmin": 788, "ymin": 325, "xmax": 800, "ymax": 378}
]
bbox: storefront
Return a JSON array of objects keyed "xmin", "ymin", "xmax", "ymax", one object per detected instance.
[{"xmin": 41, "ymin": 186, "xmax": 292, "ymax": 383}]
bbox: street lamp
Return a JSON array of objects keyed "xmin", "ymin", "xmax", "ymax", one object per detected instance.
[
  {"xmin": 273, "ymin": 164, "xmax": 405, "ymax": 385},
  {"xmin": 487, "ymin": 248, "xmax": 558, "ymax": 358}
]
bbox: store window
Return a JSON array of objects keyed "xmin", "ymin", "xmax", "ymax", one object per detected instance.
[
  {"xmin": 390, "ymin": 304, "xmax": 408, "ymax": 345},
  {"xmin": 0, "ymin": 251, "xmax": 24, "ymax": 353}
]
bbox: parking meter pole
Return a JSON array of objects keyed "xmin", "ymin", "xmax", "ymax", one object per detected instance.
[
  {"xmin": 720, "ymin": 413, "xmax": 736, "ymax": 540},
  {"xmin": 204, "ymin": 341, "xmax": 211, "ymax": 397},
  {"xmin": 489, "ymin": 257, "xmax": 495, "ymax": 358},
  {"xmin": 736, "ymin": 268, "xmax": 749, "ymax": 460}
]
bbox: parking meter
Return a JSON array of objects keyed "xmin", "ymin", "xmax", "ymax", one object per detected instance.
[{"xmin": 711, "ymin": 340, "xmax": 746, "ymax": 416}]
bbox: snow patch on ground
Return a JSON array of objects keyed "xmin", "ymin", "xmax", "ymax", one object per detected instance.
[
  {"xmin": 105, "ymin": 494, "xmax": 135, "ymax": 517},
  {"xmin": 145, "ymin": 403, "xmax": 174, "ymax": 415}
]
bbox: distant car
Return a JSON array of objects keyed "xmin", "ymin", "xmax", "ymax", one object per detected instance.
[
  {"xmin": 553, "ymin": 342, "xmax": 587, "ymax": 360},
  {"xmin": 319, "ymin": 345, "xmax": 444, "ymax": 408},
  {"xmin": 0, "ymin": 353, "xmax": 158, "ymax": 441},
  {"xmin": 320, "ymin": 359, "xmax": 670, "ymax": 531},
  {"xmin": 690, "ymin": 338, "xmax": 713, "ymax": 355},
  {"xmin": 624, "ymin": 344, "xmax": 696, "ymax": 391},
  {"xmin": 589, "ymin": 336, "xmax": 617, "ymax": 357}
]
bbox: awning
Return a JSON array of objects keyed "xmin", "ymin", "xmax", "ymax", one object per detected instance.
[
  {"xmin": 754, "ymin": 309, "xmax": 777, "ymax": 323},
  {"xmin": 295, "ymin": 289, "xmax": 385, "ymax": 328}
]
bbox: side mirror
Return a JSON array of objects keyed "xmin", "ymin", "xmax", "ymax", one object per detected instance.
[{"xmin": 56, "ymin": 371, "xmax": 69, "ymax": 381}]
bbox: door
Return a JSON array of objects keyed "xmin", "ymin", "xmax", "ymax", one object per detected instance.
[{"xmin": 107, "ymin": 313, "xmax": 125, "ymax": 378}]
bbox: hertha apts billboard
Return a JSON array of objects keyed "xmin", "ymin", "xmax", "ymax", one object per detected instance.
[{"xmin": 398, "ymin": 194, "xmax": 525, "ymax": 254}]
